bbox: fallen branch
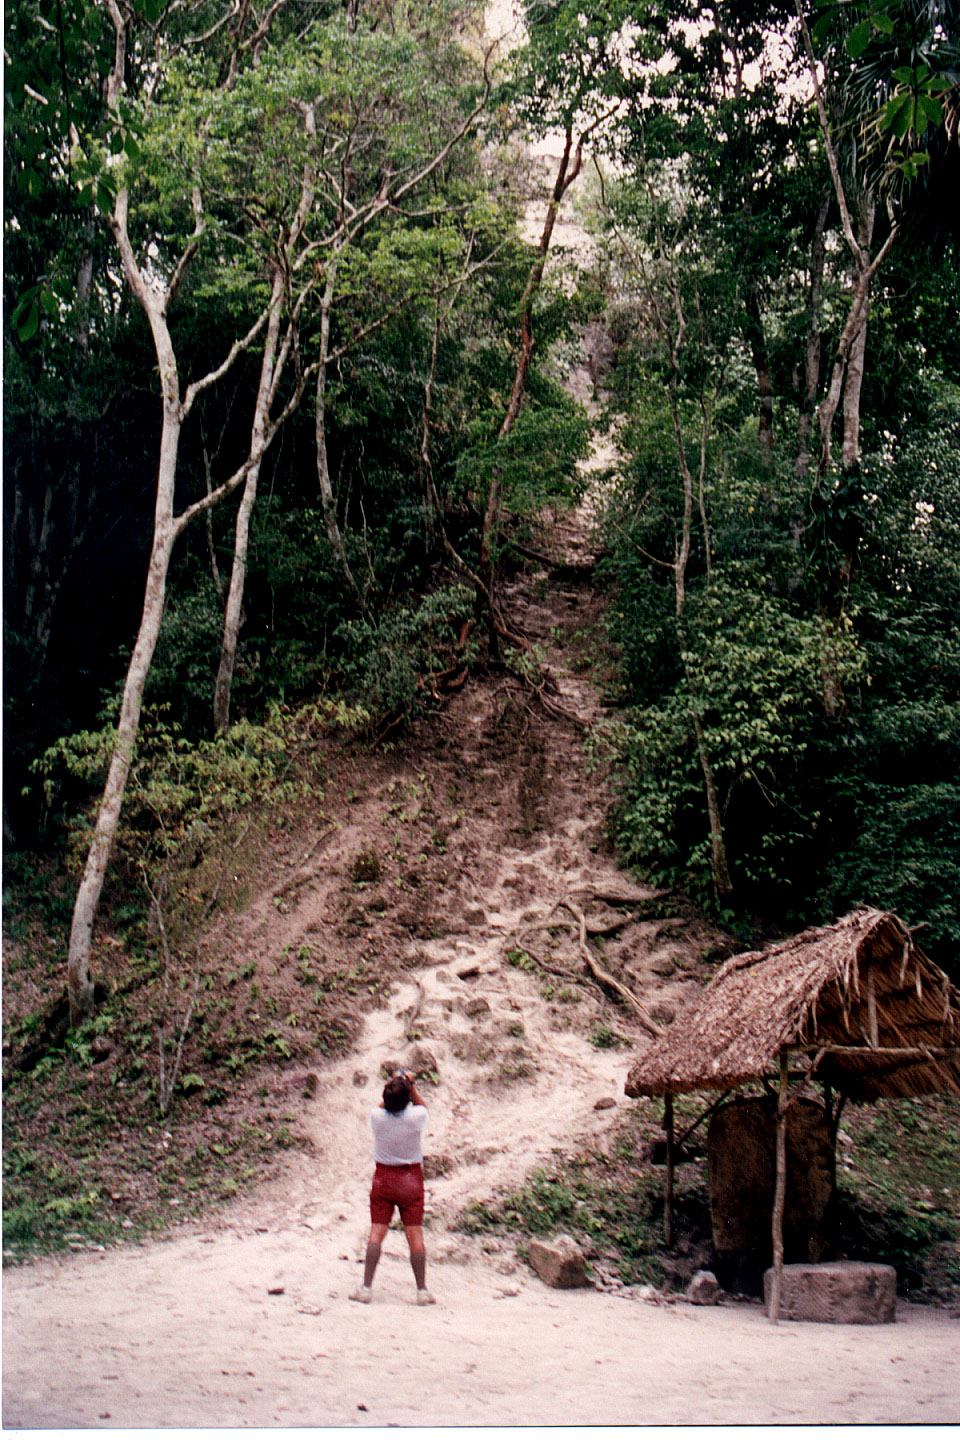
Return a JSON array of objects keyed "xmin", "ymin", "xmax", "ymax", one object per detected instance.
[{"xmin": 560, "ymin": 898, "xmax": 664, "ymax": 1038}]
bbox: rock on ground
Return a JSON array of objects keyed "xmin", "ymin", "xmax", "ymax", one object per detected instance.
[{"xmin": 528, "ymin": 1235, "xmax": 590, "ymax": 1289}]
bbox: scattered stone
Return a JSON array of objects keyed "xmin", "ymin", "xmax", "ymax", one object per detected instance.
[
  {"xmin": 685, "ymin": 1270, "xmax": 721, "ymax": 1306},
  {"xmin": 463, "ymin": 996, "xmax": 491, "ymax": 1018},
  {"xmin": 352, "ymin": 1071, "xmax": 367, "ymax": 1088},
  {"xmin": 594, "ymin": 1097, "xmax": 616, "ymax": 1110},
  {"xmin": 493, "ymin": 1287, "xmax": 520, "ymax": 1299},
  {"xmin": 407, "ymin": 1045, "xmax": 438, "ymax": 1077},
  {"xmin": 267, "ymin": 1286, "xmax": 285, "ymax": 1296},
  {"xmin": 648, "ymin": 1003, "xmax": 676, "ymax": 1026},
  {"xmin": 496, "ymin": 1259, "xmax": 517, "ymax": 1276},
  {"xmin": 302, "ymin": 1073, "xmax": 319, "ymax": 1099},
  {"xmin": 462, "ymin": 907, "xmax": 486, "ymax": 925},
  {"xmin": 662, "ymin": 1252, "xmax": 709, "ymax": 1287},
  {"xmin": 456, "ymin": 965, "xmax": 481, "ymax": 979},
  {"xmin": 649, "ymin": 956, "xmax": 677, "ymax": 977},
  {"xmin": 528, "ymin": 1234, "xmax": 589, "ymax": 1289},
  {"xmin": 763, "ymin": 1261, "xmax": 897, "ymax": 1324},
  {"xmin": 635, "ymin": 1285, "xmax": 660, "ymax": 1303}
]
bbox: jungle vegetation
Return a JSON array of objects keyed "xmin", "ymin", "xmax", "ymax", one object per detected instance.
[{"xmin": 5, "ymin": 0, "xmax": 960, "ymax": 1006}]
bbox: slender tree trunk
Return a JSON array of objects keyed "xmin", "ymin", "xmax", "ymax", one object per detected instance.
[
  {"xmin": 743, "ymin": 283, "xmax": 774, "ymax": 469},
  {"xmin": 66, "ymin": 0, "xmax": 297, "ymax": 1022},
  {"xmin": 213, "ymin": 269, "xmax": 284, "ymax": 732},
  {"xmin": 671, "ymin": 375, "xmax": 734, "ymax": 903},
  {"xmin": 67, "ymin": 383, "xmax": 181, "ymax": 1022},
  {"xmin": 214, "ymin": 102, "xmax": 316, "ymax": 729},
  {"xmin": 315, "ymin": 258, "xmax": 363, "ymax": 608},
  {"xmin": 840, "ymin": 202, "xmax": 875, "ymax": 476},
  {"xmin": 479, "ymin": 123, "xmax": 583, "ymax": 624},
  {"xmin": 692, "ymin": 715, "xmax": 734, "ymax": 900},
  {"xmin": 795, "ymin": 186, "xmax": 831, "ymax": 479},
  {"xmin": 201, "ymin": 430, "xmax": 225, "ymax": 602},
  {"xmin": 421, "ymin": 305, "xmax": 442, "ymax": 553}
]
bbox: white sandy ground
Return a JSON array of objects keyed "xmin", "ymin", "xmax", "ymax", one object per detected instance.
[
  {"xmin": 3, "ymin": 1214, "xmax": 959, "ymax": 1428},
  {"xmin": 5, "ymin": 968, "xmax": 960, "ymax": 1430}
]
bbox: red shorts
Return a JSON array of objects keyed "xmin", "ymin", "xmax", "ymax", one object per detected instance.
[{"xmin": 369, "ymin": 1161, "xmax": 425, "ymax": 1226}]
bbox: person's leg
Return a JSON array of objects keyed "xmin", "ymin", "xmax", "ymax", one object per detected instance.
[
  {"xmin": 363, "ymin": 1221, "xmax": 389, "ymax": 1286},
  {"xmin": 352, "ymin": 1189, "xmax": 390, "ymax": 1303},
  {"xmin": 404, "ymin": 1224, "xmax": 434, "ymax": 1302}
]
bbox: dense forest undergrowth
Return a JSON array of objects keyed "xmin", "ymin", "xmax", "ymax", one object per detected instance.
[{"xmin": 4, "ymin": 0, "xmax": 960, "ymax": 1300}]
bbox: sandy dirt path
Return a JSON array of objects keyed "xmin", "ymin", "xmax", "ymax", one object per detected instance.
[
  {"xmin": 4, "ymin": 1218, "xmax": 959, "ymax": 1427},
  {"xmin": 5, "ymin": 956, "xmax": 959, "ymax": 1431}
]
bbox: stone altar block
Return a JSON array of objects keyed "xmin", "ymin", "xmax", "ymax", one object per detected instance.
[{"xmin": 763, "ymin": 1261, "xmax": 897, "ymax": 1323}]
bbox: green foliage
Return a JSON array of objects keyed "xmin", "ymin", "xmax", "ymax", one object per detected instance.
[
  {"xmin": 457, "ymin": 1142, "xmax": 704, "ymax": 1289},
  {"xmin": 587, "ymin": 1024, "xmax": 630, "ymax": 1049},
  {"xmin": 836, "ymin": 1097, "xmax": 960, "ymax": 1293},
  {"xmin": 336, "ymin": 584, "xmax": 477, "ymax": 721},
  {"xmin": 33, "ymin": 697, "xmax": 366, "ymax": 939},
  {"xmin": 454, "ymin": 374, "xmax": 592, "ymax": 521},
  {"xmin": 609, "ymin": 573, "xmax": 867, "ymax": 910}
]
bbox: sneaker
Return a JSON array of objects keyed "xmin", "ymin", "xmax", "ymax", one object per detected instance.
[
  {"xmin": 416, "ymin": 1289, "xmax": 436, "ymax": 1305},
  {"xmin": 349, "ymin": 1286, "xmax": 372, "ymax": 1303}
]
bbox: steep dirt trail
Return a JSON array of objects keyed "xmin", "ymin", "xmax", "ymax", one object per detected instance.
[{"xmin": 5, "ymin": 387, "xmax": 960, "ymax": 1427}]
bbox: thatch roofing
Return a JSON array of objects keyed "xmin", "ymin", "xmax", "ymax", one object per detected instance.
[{"xmin": 625, "ymin": 909, "xmax": 960, "ymax": 1102}]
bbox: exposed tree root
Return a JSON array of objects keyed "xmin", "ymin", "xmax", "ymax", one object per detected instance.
[{"xmin": 511, "ymin": 894, "xmax": 665, "ymax": 1038}]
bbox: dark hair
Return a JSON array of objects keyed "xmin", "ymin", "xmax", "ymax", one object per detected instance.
[{"xmin": 382, "ymin": 1075, "xmax": 411, "ymax": 1113}]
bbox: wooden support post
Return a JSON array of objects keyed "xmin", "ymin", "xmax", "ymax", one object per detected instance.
[
  {"xmin": 769, "ymin": 1049, "xmax": 789, "ymax": 1323},
  {"xmin": 866, "ymin": 964, "xmax": 879, "ymax": 1047},
  {"xmin": 663, "ymin": 1091, "xmax": 675, "ymax": 1248}
]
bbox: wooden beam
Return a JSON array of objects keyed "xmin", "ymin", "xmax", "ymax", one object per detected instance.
[
  {"xmin": 792, "ymin": 1044, "xmax": 960, "ymax": 1060},
  {"xmin": 769, "ymin": 1050, "xmax": 789, "ymax": 1324}
]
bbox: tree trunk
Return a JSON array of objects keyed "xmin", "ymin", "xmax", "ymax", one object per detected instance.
[
  {"xmin": 213, "ymin": 268, "xmax": 285, "ymax": 733},
  {"xmin": 671, "ymin": 376, "xmax": 734, "ymax": 904},
  {"xmin": 67, "ymin": 385, "xmax": 181, "ymax": 1023},
  {"xmin": 315, "ymin": 259, "xmax": 364, "ymax": 608},
  {"xmin": 66, "ymin": 0, "xmax": 301, "ymax": 1023},
  {"xmin": 795, "ymin": 186, "xmax": 831, "ymax": 480},
  {"xmin": 840, "ymin": 202, "xmax": 875, "ymax": 476},
  {"xmin": 692, "ymin": 713, "xmax": 734, "ymax": 901},
  {"xmin": 743, "ymin": 283, "xmax": 774, "ymax": 469}
]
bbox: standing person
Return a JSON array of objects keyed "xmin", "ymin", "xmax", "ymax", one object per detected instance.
[{"xmin": 351, "ymin": 1067, "xmax": 436, "ymax": 1305}]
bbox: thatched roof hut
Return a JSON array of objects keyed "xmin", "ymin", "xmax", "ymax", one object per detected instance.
[{"xmin": 625, "ymin": 908, "xmax": 960, "ymax": 1102}]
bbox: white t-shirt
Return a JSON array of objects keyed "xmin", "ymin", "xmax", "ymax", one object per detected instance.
[{"xmin": 370, "ymin": 1103, "xmax": 428, "ymax": 1165}]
